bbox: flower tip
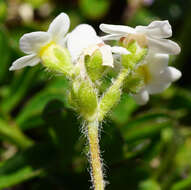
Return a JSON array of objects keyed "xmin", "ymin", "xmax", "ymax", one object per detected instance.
[
  {"xmin": 163, "ymin": 20, "xmax": 172, "ymax": 36},
  {"xmin": 133, "ymin": 90, "xmax": 149, "ymax": 105},
  {"xmin": 175, "ymin": 44, "xmax": 181, "ymax": 55},
  {"xmin": 99, "ymin": 24, "xmax": 104, "ymax": 30},
  {"xmin": 54, "ymin": 12, "xmax": 70, "ymax": 22},
  {"xmin": 99, "ymin": 24, "xmax": 110, "ymax": 33},
  {"xmin": 9, "ymin": 66, "xmax": 14, "ymax": 71},
  {"xmin": 168, "ymin": 67, "xmax": 182, "ymax": 81}
]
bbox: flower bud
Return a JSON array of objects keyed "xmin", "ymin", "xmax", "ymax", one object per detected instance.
[
  {"xmin": 40, "ymin": 43, "xmax": 73, "ymax": 76},
  {"xmin": 85, "ymin": 49, "xmax": 105, "ymax": 82},
  {"xmin": 70, "ymin": 80, "xmax": 98, "ymax": 121},
  {"xmin": 99, "ymin": 87, "xmax": 121, "ymax": 121}
]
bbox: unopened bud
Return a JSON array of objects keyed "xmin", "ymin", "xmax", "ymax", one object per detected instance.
[
  {"xmin": 70, "ymin": 80, "xmax": 98, "ymax": 121},
  {"xmin": 85, "ymin": 50, "xmax": 105, "ymax": 82},
  {"xmin": 40, "ymin": 43, "xmax": 73, "ymax": 76}
]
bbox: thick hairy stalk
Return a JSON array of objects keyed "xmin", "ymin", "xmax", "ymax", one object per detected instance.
[
  {"xmin": 98, "ymin": 68, "xmax": 129, "ymax": 121},
  {"xmin": 87, "ymin": 120, "xmax": 104, "ymax": 190}
]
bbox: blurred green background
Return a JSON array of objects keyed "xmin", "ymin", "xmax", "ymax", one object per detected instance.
[{"xmin": 0, "ymin": 0, "xmax": 191, "ymax": 189}]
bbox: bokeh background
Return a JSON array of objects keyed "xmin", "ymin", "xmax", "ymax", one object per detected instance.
[{"xmin": 0, "ymin": 0, "xmax": 191, "ymax": 189}]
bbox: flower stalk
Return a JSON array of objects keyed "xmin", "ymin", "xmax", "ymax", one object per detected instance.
[
  {"xmin": 87, "ymin": 119, "xmax": 104, "ymax": 190},
  {"xmin": 98, "ymin": 68, "xmax": 129, "ymax": 121}
]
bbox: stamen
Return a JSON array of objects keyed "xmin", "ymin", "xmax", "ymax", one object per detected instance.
[{"xmin": 122, "ymin": 34, "xmax": 148, "ymax": 48}]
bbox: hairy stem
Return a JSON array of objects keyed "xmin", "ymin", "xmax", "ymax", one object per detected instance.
[
  {"xmin": 87, "ymin": 120, "xmax": 104, "ymax": 190},
  {"xmin": 98, "ymin": 68, "xmax": 129, "ymax": 121}
]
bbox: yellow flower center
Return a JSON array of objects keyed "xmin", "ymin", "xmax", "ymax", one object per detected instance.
[
  {"xmin": 39, "ymin": 41, "xmax": 56, "ymax": 57},
  {"xmin": 136, "ymin": 64, "xmax": 151, "ymax": 84}
]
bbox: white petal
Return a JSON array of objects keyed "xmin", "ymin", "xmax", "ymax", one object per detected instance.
[
  {"xmin": 9, "ymin": 54, "xmax": 40, "ymax": 70},
  {"xmin": 162, "ymin": 66, "xmax": 182, "ymax": 82},
  {"xmin": 147, "ymin": 37, "xmax": 181, "ymax": 55},
  {"xmin": 67, "ymin": 24, "xmax": 102, "ymax": 61},
  {"xmin": 47, "ymin": 13, "xmax": 70, "ymax": 43},
  {"xmin": 132, "ymin": 89, "xmax": 149, "ymax": 105},
  {"xmin": 99, "ymin": 45, "xmax": 114, "ymax": 67},
  {"xmin": 146, "ymin": 82, "xmax": 170, "ymax": 94},
  {"xmin": 136, "ymin": 20, "xmax": 172, "ymax": 39},
  {"xmin": 111, "ymin": 46, "xmax": 130, "ymax": 55},
  {"xmin": 100, "ymin": 24, "xmax": 135, "ymax": 34},
  {"xmin": 147, "ymin": 53, "xmax": 169, "ymax": 75},
  {"xmin": 20, "ymin": 32, "xmax": 51, "ymax": 54},
  {"xmin": 101, "ymin": 34, "xmax": 122, "ymax": 41}
]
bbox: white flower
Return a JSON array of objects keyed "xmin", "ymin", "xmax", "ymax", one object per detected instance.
[
  {"xmin": 100, "ymin": 20, "xmax": 181, "ymax": 55},
  {"xmin": 67, "ymin": 24, "xmax": 129, "ymax": 70},
  {"xmin": 9, "ymin": 13, "xmax": 70, "ymax": 71},
  {"xmin": 132, "ymin": 53, "xmax": 182, "ymax": 105}
]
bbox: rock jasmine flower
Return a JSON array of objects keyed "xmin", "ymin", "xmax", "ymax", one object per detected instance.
[
  {"xmin": 9, "ymin": 13, "xmax": 70, "ymax": 71},
  {"xmin": 100, "ymin": 20, "xmax": 181, "ymax": 105},
  {"xmin": 132, "ymin": 53, "xmax": 182, "ymax": 105},
  {"xmin": 67, "ymin": 24, "xmax": 129, "ymax": 71},
  {"xmin": 100, "ymin": 20, "xmax": 181, "ymax": 55}
]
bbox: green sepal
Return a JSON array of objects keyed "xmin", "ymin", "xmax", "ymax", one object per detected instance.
[
  {"xmin": 121, "ymin": 41, "xmax": 148, "ymax": 69},
  {"xmin": 98, "ymin": 68, "xmax": 129, "ymax": 121},
  {"xmin": 85, "ymin": 50, "xmax": 105, "ymax": 82},
  {"xmin": 99, "ymin": 87, "xmax": 121, "ymax": 121},
  {"xmin": 70, "ymin": 80, "xmax": 98, "ymax": 120},
  {"xmin": 41, "ymin": 45, "xmax": 73, "ymax": 77},
  {"xmin": 123, "ymin": 73, "xmax": 145, "ymax": 93}
]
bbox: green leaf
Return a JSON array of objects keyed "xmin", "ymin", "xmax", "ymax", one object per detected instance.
[
  {"xmin": 0, "ymin": 1, "xmax": 7, "ymax": 21},
  {"xmin": 0, "ymin": 118, "xmax": 33, "ymax": 149},
  {"xmin": 121, "ymin": 113, "xmax": 172, "ymax": 143},
  {"xmin": 111, "ymin": 94, "xmax": 138, "ymax": 125},
  {"xmin": 79, "ymin": 0, "xmax": 110, "ymax": 20},
  {"xmin": 139, "ymin": 179, "xmax": 161, "ymax": 190},
  {"xmin": 0, "ymin": 166, "xmax": 42, "ymax": 189},
  {"xmin": 171, "ymin": 174, "xmax": 191, "ymax": 190},
  {"xmin": 1, "ymin": 67, "xmax": 40, "ymax": 114},
  {"xmin": 0, "ymin": 143, "xmax": 57, "ymax": 188},
  {"xmin": 16, "ymin": 77, "xmax": 70, "ymax": 129},
  {"xmin": 42, "ymin": 100, "xmax": 80, "ymax": 169},
  {"xmin": 0, "ymin": 27, "xmax": 11, "ymax": 84}
]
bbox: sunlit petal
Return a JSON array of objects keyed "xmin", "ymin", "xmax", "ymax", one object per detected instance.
[
  {"xmin": 147, "ymin": 37, "xmax": 181, "ymax": 55},
  {"xmin": 132, "ymin": 89, "xmax": 149, "ymax": 105},
  {"xmin": 67, "ymin": 24, "xmax": 102, "ymax": 61},
  {"xmin": 100, "ymin": 24, "xmax": 135, "ymax": 34},
  {"xmin": 48, "ymin": 13, "xmax": 70, "ymax": 43},
  {"xmin": 9, "ymin": 54, "xmax": 40, "ymax": 70},
  {"xmin": 20, "ymin": 32, "xmax": 51, "ymax": 54},
  {"xmin": 136, "ymin": 20, "xmax": 172, "ymax": 39}
]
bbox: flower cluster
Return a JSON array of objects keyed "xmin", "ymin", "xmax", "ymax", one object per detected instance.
[
  {"xmin": 9, "ymin": 12, "xmax": 182, "ymax": 190},
  {"xmin": 100, "ymin": 21, "xmax": 181, "ymax": 104},
  {"xmin": 10, "ymin": 13, "xmax": 181, "ymax": 108}
]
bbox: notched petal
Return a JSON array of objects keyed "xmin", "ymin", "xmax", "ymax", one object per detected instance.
[
  {"xmin": 20, "ymin": 32, "xmax": 51, "ymax": 54},
  {"xmin": 136, "ymin": 20, "xmax": 172, "ymax": 39},
  {"xmin": 67, "ymin": 24, "xmax": 102, "ymax": 61},
  {"xmin": 9, "ymin": 54, "xmax": 40, "ymax": 70},
  {"xmin": 163, "ymin": 66, "xmax": 182, "ymax": 82},
  {"xmin": 148, "ymin": 37, "xmax": 181, "ymax": 55},
  {"xmin": 100, "ymin": 24, "xmax": 135, "ymax": 34},
  {"xmin": 48, "ymin": 12, "xmax": 70, "ymax": 43},
  {"xmin": 133, "ymin": 89, "xmax": 149, "ymax": 105}
]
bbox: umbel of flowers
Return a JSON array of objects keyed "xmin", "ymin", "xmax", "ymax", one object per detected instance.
[{"xmin": 10, "ymin": 13, "xmax": 181, "ymax": 190}]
